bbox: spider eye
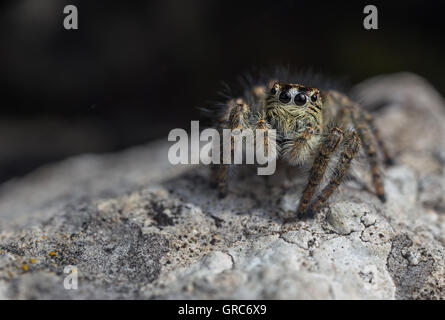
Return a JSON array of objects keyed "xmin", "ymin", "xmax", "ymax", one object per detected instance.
[
  {"xmin": 311, "ymin": 93, "xmax": 318, "ymax": 102},
  {"xmin": 279, "ymin": 91, "xmax": 291, "ymax": 103},
  {"xmin": 294, "ymin": 93, "xmax": 307, "ymax": 106},
  {"xmin": 270, "ymin": 87, "xmax": 277, "ymax": 95}
]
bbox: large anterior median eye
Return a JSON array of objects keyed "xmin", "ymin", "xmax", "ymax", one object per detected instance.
[
  {"xmin": 294, "ymin": 93, "xmax": 307, "ymax": 106},
  {"xmin": 279, "ymin": 91, "xmax": 291, "ymax": 103}
]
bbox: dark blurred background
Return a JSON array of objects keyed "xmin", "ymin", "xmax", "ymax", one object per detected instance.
[{"xmin": 0, "ymin": 0, "xmax": 444, "ymax": 183}]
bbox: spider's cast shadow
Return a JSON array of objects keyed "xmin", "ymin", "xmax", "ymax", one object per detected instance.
[
  {"xmin": 163, "ymin": 162, "xmax": 312, "ymax": 222},
  {"xmin": 161, "ymin": 159, "xmax": 379, "ymax": 224}
]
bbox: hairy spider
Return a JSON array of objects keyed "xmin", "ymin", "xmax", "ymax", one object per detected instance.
[{"xmin": 206, "ymin": 72, "xmax": 393, "ymax": 219}]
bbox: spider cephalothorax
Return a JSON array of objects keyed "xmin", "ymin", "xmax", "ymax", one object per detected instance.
[
  {"xmin": 208, "ymin": 74, "xmax": 393, "ymax": 219},
  {"xmin": 266, "ymin": 82, "xmax": 322, "ymax": 137}
]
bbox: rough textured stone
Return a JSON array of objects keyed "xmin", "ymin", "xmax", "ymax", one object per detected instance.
[{"xmin": 0, "ymin": 73, "xmax": 444, "ymax": 299}]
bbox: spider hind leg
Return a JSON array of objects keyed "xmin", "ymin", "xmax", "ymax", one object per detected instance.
[
  {"xmin": 363, "ymin": 111, "xmax": 394, "ymax": 166},
  {"xmin": 327, "ymin": 90, "xmax": 388, "ymax": 203}
]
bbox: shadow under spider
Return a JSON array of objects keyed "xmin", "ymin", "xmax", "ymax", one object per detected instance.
[{"xmin": 161, "ymin": 163, "xmax": 308, "ymax": 223}]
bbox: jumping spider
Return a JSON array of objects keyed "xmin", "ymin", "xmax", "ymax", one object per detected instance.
[{"xmin": 208, "ymin": 75, "xmax": 393, "ymax": 219}]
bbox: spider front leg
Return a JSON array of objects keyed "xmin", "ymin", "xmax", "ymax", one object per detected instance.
[
  {"xmin": 210, "ymin": 98, "xmax": 251, "ymax": 198},
  {"xmin": 308, "ymin": 130, "xmax": 361, "ymax": 213},
  {"xmin": 296, "ymin": 127, "xmax": 344, "ymax": 218}
]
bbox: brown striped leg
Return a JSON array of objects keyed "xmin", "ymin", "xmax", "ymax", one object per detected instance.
[
  {"xmin": 363, "ymin": 111, "xmax": 394, "ymax": 165},
  {"xmin": 254, "ymin": 119, "xmax": 268, "ymax": 188},
  {"xmin": 255, "ymin": 119, "xmax": 269, "ymax": 154},
  {"xmin": 351, "ymin": 106, "xmax": 386, "ymax": 202},
  {"xmin": 254, "ymin": 118, "xmax": 277, "ymax": 188},
  {"xmin": 213, "ymin": 98, "xmax": 252, "ymax": 198},
  {"xmin": 229, "ymin": 98, "xmax": 250, "ymax": 124},
  {"xmin": 209, "ymin": 98, "xmax": 237, "ymax": 194},
  {"xmin": 326, "ymin": 90, "xmax": 387, "ymax": 202},
  {"xmin": 296, "ymin": 127, "xmax": 344, "ymax": 218},
  {"xmin": 254, "ymin": 118, "xmax": 278, "ymax": 158},
  {"xmin": 229, "ymin": 98, "xmax": 252, "ymax": 152},
  {"xmin": 309, "ymin": 131, "xmax": 361, "ymax": 213}
]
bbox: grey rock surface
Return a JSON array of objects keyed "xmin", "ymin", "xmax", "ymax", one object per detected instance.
[{"xmin": 0, "ymin": 73, "xmax": 444, "ymax": 299}]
